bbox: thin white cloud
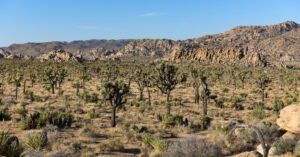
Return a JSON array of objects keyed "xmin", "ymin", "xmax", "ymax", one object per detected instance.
[
  {"xmin": 141, "ymin": 12, "xmax": 167, "ymax": 17},
  {"xmin": 76, "ymin": 25, "xmax": 97, "ymax": 30}
]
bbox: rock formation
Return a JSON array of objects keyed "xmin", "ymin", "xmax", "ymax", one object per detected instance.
[
  {"xmin": 277, "ymin": 104, "xmax": 300, "ymax": 134},
  {"xmin": 36, "ymin": 49, "xmax": 83, "ymax": 62}
]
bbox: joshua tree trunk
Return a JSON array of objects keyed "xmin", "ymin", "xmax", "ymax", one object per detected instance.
[
  {"xmin": 111, "ymin": 105, "xmax": 117, "ymax": 127},
  {"xmin": 261, "ymin": 89, "xmax": 265, "ymax": 104},
  {"xmin": 76, "ymin": 84, "xmax": 80, "ymax": 96},
  {"xmin": 23, "ymin": 80, "xmax": 26, "ymax": 95},
  {"xmin": 15, "ymin": 84, "xmax": 18, "ymax": 100},
  {"xmin": 147, "ymin": 87, "xmax": 151, "ymax": 106},
  {"xmin": 202, "ymin": 96, "xmax": 208, "ymax": 116},
  {"xmin": 194, "ymin": 86, "xmax": 200, "ymax": 104},
  {"xmin": 166, "ymin": 91, "xmax": 171, "ymax": 115},
  {"xmin": 51, "ymin": 84, "xmax": 55, "ymax": 94},
  {"xmin": 139, "ymin": 89, "xmax": 144, "ymax": 101}
]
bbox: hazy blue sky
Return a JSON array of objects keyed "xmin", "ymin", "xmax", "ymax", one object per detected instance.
[{"xmin": 0, "ymin": 0, "xmax": 299, "ymax": 47}]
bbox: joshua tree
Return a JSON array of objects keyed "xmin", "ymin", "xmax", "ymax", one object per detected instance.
[
  {"xmin": 8, "ymin": 71, "xmax": 24, "ymax": 100},
  {"xmin": 144, "ymin": 70, "xmax": 155, "ymax": 106},
  {"xmin": 134, "ymin": 66, "xmax": 154, "ymax": 105},
  {"xmin": 237, "ymin": 70, "xmax": 250, "ymax": 88},
  {"xmin": 56, "ymin": 67, "xmax": 68, "ymax": 95},
  {"xmin": 199, "ymin": 73, "xmax": 210, "ymax": 116},
  {"xmin": 155, "ymin": 63, "xmax": 186, "ymax": 115},
  {"xmin": 79, "ymin": 66, "xmax": 90, "ymax": 91},
  {"xmin": 29, "ymin": 70, "xmax": 37, "ymax": 88},
  {"xmin": 42, "ymin": 66, "xmax": 58, "ymax": 94},
  {"xmin": 134, "ymin": 68, "xmax": 146, "ymax": 101},
  {"xmin": 101, "ymin": 80, "xmax": 130, "ymax": 127},
  {"xmin": 190, "ymin": 68, "xmax": 201, "ymax": 104},
  {"xmin": 256, "ymin": 73, "xmax": 272, "ymax": 104}
]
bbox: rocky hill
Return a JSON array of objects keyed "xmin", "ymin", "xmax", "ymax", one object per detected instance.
[{"xmin": 1, "ymin": 21, "xmax": 299, "ymax": 66}]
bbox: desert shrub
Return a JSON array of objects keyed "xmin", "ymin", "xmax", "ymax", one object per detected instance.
[
  {"xmin": 239, "ymin": 93, "xmax": 248, "ymax": 98},
  {"xmin": 89, "ymin": 109, "xmax": 100, "ymax": 119},
  {"xmin": 0, "ymin": 107, "xmax": 11, "ymax": 121},
  {"xmin": 223, "ymin": 88, "xmax": 229, "ymax": 93},
  {"xmin": 130, "ymin": 100, "xmax": 140, "ymax": 107},
  {"xmin": 85, "ymin": 93, "xmax": 98, "ymax": 103},
  {"xmin": 0, "ymin": 132, "xmax": 24, "ymax": 157},
  {"xmin": 273, "ymin": 139, "xmax": 296, "ymax": 155},
  {"xmin": 162, "ymin": 116, "xmax": 176, "ymax": 128},
  {"xmin": 273, "ymin": 97, "xmax": 284, "ymax": 113},
  {"xmin": 139, "ymin": 107, "xmax": 146, "ymax": 114},
  {"xmin": 151, "ymin": 138, "xmax": 168, "ymax": 153},
  {"xmin": 231, "ymin": 97, "xmax": 244, "ymax": 110},
  {"xmin": 252, "ymin": 105, "xmax": 266, "ymax": 120},
  {"xmin": 26, "ymin": 132, "xmax": 48, "ymax": 150},
  {"xmin": 21, "ymin": 110, "xmax": 73, "ymax": 130},
  {"xmin": 141, "ymin": 134, "xmax": 154, "ymax": 148},
  {"xmin": 214, "ymin": 98, "xmax": 225, "ymax": 108},
  {"xmin": 105, "ymin": 139, "xmax": 124, "ymax": 151},
  {"xmin": 172, "ymin": 97, "xmax": 184, "ymax": 106},
  {"xmin": 294, "ymin": 140, "xmax": 300, "ymax": 157},
  {"xmin": 165, "ymin": 138, "xmax": 222, "ymax": 157}
]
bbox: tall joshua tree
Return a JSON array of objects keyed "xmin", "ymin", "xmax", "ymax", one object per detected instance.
[
  {"xmin": 238, "ymin": 70, "xmax": 250, "ymax": 88},
  {"xmin": 135, "ymin": 66, "xmax": 154, "ymax": 105},
  {"xmin": 43, "ymin": 66, "xmax": 58, "ymax": 94},
  {"xmin": 199, "ymin": 73, "xmax": 210, "ymax": 116},
  {"xmin": 56, "ymin": 67, "xmax": 68, "ymax": 94},
  {"xmin": 8, "ymin": 71, "xmax": 24, "ymax": 100},
  {"xmin": 155, "ymin": 63, "xmax": 186, "ymax": 115},
  {"xmin": 190, "ymin": 68, "xmax": 201, "ymax": 104},
  {"xmin": 101, "ymin": 80, "xmax": 130, "ymax": 127},
  {"xmin": 256, "ymin": 73, "xmax": 271, "ymax": 104},
  {"xmin": 134, "ymin": 67, "xmax": 146, "ymax": 101}
]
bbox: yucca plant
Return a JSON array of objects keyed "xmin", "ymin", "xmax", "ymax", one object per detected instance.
[{"xmin": 0, "ymin": 132, "xmax": 23, "ymax": 157}]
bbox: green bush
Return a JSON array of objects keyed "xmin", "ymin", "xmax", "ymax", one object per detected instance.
[
  {"xmin": 162, "ymin": 116, "xmax": 176, "ymax": 128},
  {"xmin": 26, "ymin": 132, "xmax": 48, "ymax": 150},
  {"xmin": 214, "ymin": 98, "xmax": 225, "ymax": 108},
  {"xmin": 252, "ymin": 105, "xmax": 266, "ymax": 120},
  {"xmin": 21, "ymin": 110, "xmax": 73, "ymax": 130},
  {"xmin": 89, "ymin": 110, "xmax": 100, "ymax": 119},
  {"xmin": 151, "ymin": 138, "xmax": 169, "ymax": 153},
  {"xmin": 0, "ymin": 132, "xmax": 24, "ymax": 157},
  {"xmin": 273, "ymin": 98, "xmax": 284, "ymax": 113}
]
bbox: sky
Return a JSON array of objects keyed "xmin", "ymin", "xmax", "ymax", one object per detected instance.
[{"xmin": 0, "ymin": 0, "xmax": 299, "ymax": 47}]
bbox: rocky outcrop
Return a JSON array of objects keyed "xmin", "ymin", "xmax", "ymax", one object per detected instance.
[
  {"xmin": 37, "ymin": 49, "xmax": 83, "ymax": 62},
  {"xmin": 0, "ymin": 48, "xmax": 22, "ymax": 59},
  {"xmin": 277, "ymin": 105, "xmax": 300, "ymax": 134},
  {"xmin": 115, "ymin": 39, "xmax": 176, "ymax": 57},
  {"xmin": 0, "ymin": 21, "xmax": 299, "ymax": 65},
  {"xmin": 167, "ymin": 44, "xmax": 267, "ymax": 66}
]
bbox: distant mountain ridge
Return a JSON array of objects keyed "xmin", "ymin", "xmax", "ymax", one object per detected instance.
[{"xmin": 1, "ymin": 21, "xmax": 299, "ymax": 66}]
